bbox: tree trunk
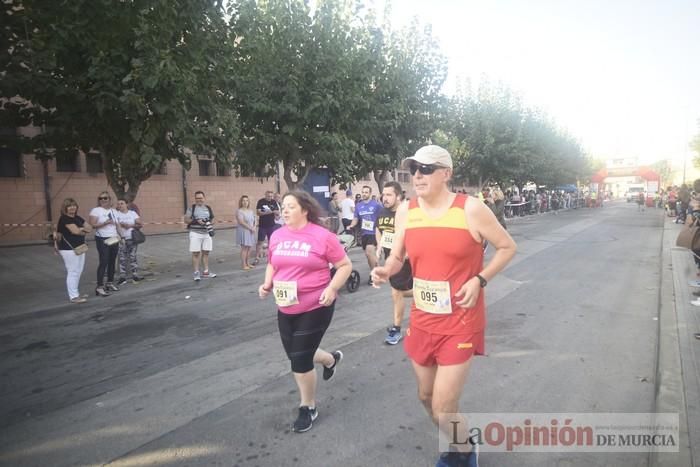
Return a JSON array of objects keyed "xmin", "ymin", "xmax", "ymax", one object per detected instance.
[
  {"xmin": 282, "ymin": 160, "xmax": 312, "ymax": 191},
  {"xmin": 283, "ymin": 164, "xmax": 298, "ymax": 191},
  {"xmin": 100, "ymin": 148, "xmax": 144, "ymax": 202},
  {"xmin": 373, "ymin": 169, "xmax": 388, "ymax": 193}
]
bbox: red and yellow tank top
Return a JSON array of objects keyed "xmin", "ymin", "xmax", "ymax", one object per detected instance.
[{"xmin": 404, "ymin": 194, "xmax": 485, "ymax": 335}]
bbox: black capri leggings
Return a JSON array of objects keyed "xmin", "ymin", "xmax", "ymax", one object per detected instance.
[
  {"xmin": 277, "ymin": 304, "xmax": 335, "ymax": 373},
  {"xmin": 95, "ymin": 236, "xmax": 119, "ymax": 286}
]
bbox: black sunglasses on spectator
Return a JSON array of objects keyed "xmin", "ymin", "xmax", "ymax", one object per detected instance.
[
  {"xmin": 408, "ymin": 162, "xmax": 441, "ymax": 176},
  {"xmin": 99, "ymin": 196, "xmax": 110, "ymax": 200}
]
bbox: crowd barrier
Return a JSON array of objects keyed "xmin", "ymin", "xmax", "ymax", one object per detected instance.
[{"xmin": 1, "ymin": 219, "xmax": 240, "ymax": 228}]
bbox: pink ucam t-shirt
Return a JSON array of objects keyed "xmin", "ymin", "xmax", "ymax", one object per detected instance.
[{"xmin": 269, "ymin": 222, "xmax": 346, "ymax": 314}]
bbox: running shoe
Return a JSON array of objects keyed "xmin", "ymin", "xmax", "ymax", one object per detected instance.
[
  {"xmin": 435, "ymin": 448, "xmax": 478, "ymax": 467},
  {"xmin": 117, "ymin": 277, "xmax": 127, "ymax": 286},
  {"xmin": 193, "ymin": 271, "xmax": 201, "ymax": 281},
  {"xmin": 70, "ymin": 297, "xmax": 87, "ymax": 304},
  {"xmin": 292, "ymin": 406, "xmax": 318, "ymax": 433},
  {"xmin": 202, "ymin": 270, "xmax": 217, "ymax": 278},
  {"xmin": 385, "ymin": 326, "xmax": 402, "ymax": 345},
  {"xmin": 691, "ymin": 298, "xmax": 700, "ymax": 307},
  {"xmin": 105, "ymin": 282, "xmax": 119, "ymax": 292},
  {"xmin": 323, "ymin": 350, "xmax": 343, "ymax": 381},
  {"xmin": 131, "ymin": 275, "xmax": 143, "ymax": 283}
]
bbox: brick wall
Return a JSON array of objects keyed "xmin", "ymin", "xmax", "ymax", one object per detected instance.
[
  {"xmin": 0, "ymin": 154, "xmax": 281, "ymax": 245},
  {"xmin": 0, "ymin": 152, "xmax": 428, "ymax": 245}
]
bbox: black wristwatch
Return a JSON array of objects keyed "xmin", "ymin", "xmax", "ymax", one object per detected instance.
[{"xmin": 475, "ymin": 274, "xmax": 487, "ymax": 288}]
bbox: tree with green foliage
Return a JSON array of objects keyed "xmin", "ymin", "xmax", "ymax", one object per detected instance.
[
  {"xmin": 230, "ymin": 0, "xmax": 370, "ymax": 190},
  {"xmin": 357, "ymin": 12, "xmax": 448, "ymax": 191},
  {"xmin": 229, "ymin": 0, "xmax": 447, "ymax": 191},
  {"xmin": 692, "ymin": 119, "xmax": 700, "ymax": 169},
  {"xmin": 436, "ymin": 80, "xmax": 590, "ymax": 191},
  {"xmin": 1, "ymin": 0, "xmax": 238, "ymax": 201},
  {"xmin": 651, "ymin": 159, "xmax": 673, "ymax": 187}
]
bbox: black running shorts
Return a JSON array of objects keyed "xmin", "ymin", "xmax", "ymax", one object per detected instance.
[
  {"xmin": 389, "ymin": 258, "xmax": 413, "ymax": 291},
  {"xmin": 277, "ymin": 304, "xmax": 335, "ymax": 373},
  {"xmin": 361, "ymin": 234, "xmax": 377, "ymax": 250}
]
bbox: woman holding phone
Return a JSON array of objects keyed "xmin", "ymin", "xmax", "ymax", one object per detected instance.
[{"xmin": 89, "ymin": 191, "xmax": 120, "ymax": 296}]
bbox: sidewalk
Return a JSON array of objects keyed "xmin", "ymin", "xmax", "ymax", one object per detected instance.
[
  {"xmin": 653, "ymin": 215, "xmax": 699, "ymax": 466},
  {"xmin": 0, "ymin": 228, "xmax": 368, "ymax": 319}
]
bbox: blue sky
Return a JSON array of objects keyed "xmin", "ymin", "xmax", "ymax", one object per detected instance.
[{"xmin": 384, "ymin": 0, "xmax": 700, "ymax": 164}]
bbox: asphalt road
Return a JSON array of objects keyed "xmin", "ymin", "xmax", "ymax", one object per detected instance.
[{"xmin": 0, "ymin": 201, "xmax": 666, "ymax": 467}]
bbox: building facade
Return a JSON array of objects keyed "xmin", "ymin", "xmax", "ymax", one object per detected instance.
[{"xmin": 0, "ymin": 150, "xmax": 421, "ymax": 245}]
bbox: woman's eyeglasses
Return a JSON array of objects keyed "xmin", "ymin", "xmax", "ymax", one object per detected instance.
[
  {"xmin": 99, "ymin": 196, "xmax": 110, "ymax": 200},
  {"xmin": 408, "ymin": 162, "xmax": 440, "ymax": 176}
]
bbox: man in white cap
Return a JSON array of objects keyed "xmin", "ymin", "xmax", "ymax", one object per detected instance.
[{"xmin": 372, "ymin": 145, "xmax": 517, "ymax": 467}]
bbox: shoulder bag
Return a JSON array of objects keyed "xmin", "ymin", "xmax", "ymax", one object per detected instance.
[
  {"xmin": 62, "ymin": 235, "xmax": 89, "ymax": 256},
  {"xmin": 131, "ymin": 228, "xmax": 146, "ymax": 244},
  {"xmin": 104, "ymin": 209, "xmax": 122, "ymax": 245},
  {"xmin": 676, "ymin": 218, "xmax": 700, "ymax": 250}
]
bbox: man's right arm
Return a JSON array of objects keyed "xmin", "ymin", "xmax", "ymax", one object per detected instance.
[
  {"xmin": 349, "ymin": 204, "xmax": 360, "ymax": 228},
  {"xmin": 257, "ymin": 201, "xmax": 271, "ymax": 216}
]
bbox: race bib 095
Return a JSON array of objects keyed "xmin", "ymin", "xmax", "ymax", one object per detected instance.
[{"xmin": 413, "ymin": 278, "xmax": 451, "ymax": 314}]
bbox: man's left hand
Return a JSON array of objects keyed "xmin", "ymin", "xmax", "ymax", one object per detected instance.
[{"xmin": 454, "ymin": 277, "xmax": 481, "ymax": 308}]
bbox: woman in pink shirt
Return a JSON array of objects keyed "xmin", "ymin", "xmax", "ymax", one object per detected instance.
[{"xmin": 258, "ymin": 190, "xmax": 352, "ymax": 433}]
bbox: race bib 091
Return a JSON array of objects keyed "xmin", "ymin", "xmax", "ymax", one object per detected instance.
[{"xmin": 273, "ymin": 280, "xmax": 300, "ymax": 307}]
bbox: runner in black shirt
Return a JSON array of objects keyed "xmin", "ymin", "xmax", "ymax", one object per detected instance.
[{"xmin": 375, "ymin": 181, "xmax": 412, "ymax": 345}]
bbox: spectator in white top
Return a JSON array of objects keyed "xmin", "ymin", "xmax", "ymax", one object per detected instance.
[
  {"xmin": 114, "ymin": 197, "xmax": 144, "ymax": 285},
  {"xmin": 89, "ymin": 191, "xmax": 120, "ymax": 297},
  {"xmin": 340, "ymin": 190, "xmax": 355, "ymax": 233}
]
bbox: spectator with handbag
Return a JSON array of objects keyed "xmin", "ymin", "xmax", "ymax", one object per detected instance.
[
  {"xmin": 55, "ymin": 198, "xmax": 93, "ymax": 304},
  {"xmin": 89, "ymin": 191, "xmax": 120, "ymax": 297},
  {"xmin": 114, "ymin": 197, "xmax": 144, "ymax": 285}
]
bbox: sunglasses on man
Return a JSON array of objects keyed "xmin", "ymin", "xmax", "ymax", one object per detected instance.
[{"xmin": 408, "ymin": 162, "xmax": 442, "ymax": 176}]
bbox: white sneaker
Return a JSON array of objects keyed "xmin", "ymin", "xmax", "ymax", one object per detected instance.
[{"xmin": 691, "ymin": 299, "xmax": 700, "ymax": 306}]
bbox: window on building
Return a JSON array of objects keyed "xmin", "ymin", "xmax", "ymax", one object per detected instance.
[
  {"xmin": 86, "ymin": 152, "xmax": 103, "ymax": 174},
  {"xmin": 216, "ymin": 163, "xmax": 231, "ymax": 177},
  {"xmin": 0, "ymin": 148, "xmax": 22, "ymax": 177},
  {"xmin": 198, "ymin": 158, "xmax": 213, "ymax": 176},
  {"xmin": 55, "ymin": 150, "xmax": 80, "ymax": 172}
]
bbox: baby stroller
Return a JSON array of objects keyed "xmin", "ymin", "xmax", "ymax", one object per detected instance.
[{"xmin": 331, "ymin": 232, "xmax": 361, "ymax": 292}]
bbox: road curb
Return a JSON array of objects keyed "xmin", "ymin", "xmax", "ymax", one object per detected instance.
[{"xmin": 650, "ymin": 219, "xmax": 693, "ymax": 466}]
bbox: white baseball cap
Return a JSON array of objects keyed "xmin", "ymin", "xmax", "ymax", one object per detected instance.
[{"xmin": 402, "ymin": 145, "xmax": 453, "ymax": 169}]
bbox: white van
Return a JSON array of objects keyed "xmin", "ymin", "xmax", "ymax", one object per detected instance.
[{"xmin": 625, "ymin": 185, "xmax": 645, "ymax": 202}]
